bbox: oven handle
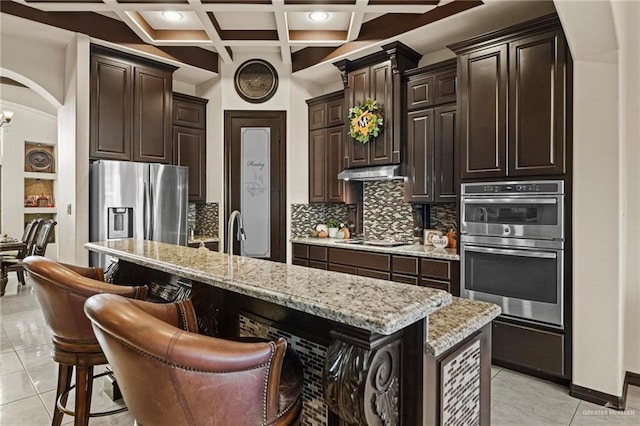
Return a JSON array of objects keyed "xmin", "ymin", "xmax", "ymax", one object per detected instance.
[
  {"xmin": 462, "ymin": 198, "xmax": 557, "ymax": 205},
  {"xmin": 464, "ymin": 245, "xmax": 557, "ymax": 259}
]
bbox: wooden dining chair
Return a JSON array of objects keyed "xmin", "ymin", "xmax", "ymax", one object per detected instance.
[
  {"xmin": 0, "ymin": 218, "xmax": 42, "ymax": 259},
  {"xmin": 2, "ymin": 219, "xmax": 56, "ymax": 285}
]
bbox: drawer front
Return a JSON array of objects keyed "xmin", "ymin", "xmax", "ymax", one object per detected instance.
[
  {"xmin": 328, "ymin": 263, "xmax": 358, "ymax": 275},
  {"xmin": 327, "ymin": 98, "xmax": 345, "ymax": 127},
  {"xmin": 328, "ymin": 248, "xmax": 391, "ymax": 271},
  {"xmin": 309, "ymin": 246, "xmax": 328, "ymax": 262},
  {"xmin": 357, "ymin": 268, "xmax": 391, "ymax": 281},
  {"xmin": 419, "ymin": 278, "xmax": 450, "ymax": 293},
  {"xmin": 434, "ymin": 70, "xmax": 457, "ymax": 105},
  {"xmin": 421, "ymin": 258, "xmax": 451, "ymax": 280},
  {"xmin": 309, "ymin": 260, "xmax": 328, "ymax": 270},
  {"xmin": 292, "ymin": 244, "xmax": 309, "ymax": 259},
  {"xmin": 391, "ymin": 274, "xmax": 419, "ymax": 286},
  {"xmin": 392, "ymin": 255, "xmax": 419, "ymax": 275},
  {"xmin": 492, "ymin": 320, "xmax": 565, "ymax": 376},
  {"xmin": 292, "ymin": 258, "xmax": 308, "ymax": 267}
]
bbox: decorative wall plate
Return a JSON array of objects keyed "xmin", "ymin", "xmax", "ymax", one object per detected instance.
[
  {"xmin": 26, "ymin": 149, "xmax": 54, "ymax": 172},
  {"xmin": 234, "ymin": 59, "xmax": 279, "ymax": 104}
]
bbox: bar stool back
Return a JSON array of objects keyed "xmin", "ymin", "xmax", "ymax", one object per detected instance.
[{"xmin": 23, "ymin": 256, "xmax": 148, "ymax": 426}]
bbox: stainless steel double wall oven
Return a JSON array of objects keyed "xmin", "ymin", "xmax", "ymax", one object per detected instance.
[{"xmin": 460, "ymin": 180, "xmax": 565, "ymax": 328}]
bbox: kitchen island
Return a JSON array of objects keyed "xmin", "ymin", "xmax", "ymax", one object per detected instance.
[{"xmin": 86, "ymin": 239, "xmax": 498, "ymax": 425}]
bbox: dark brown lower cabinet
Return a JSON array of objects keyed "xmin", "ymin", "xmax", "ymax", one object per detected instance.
[
  {"xmin": 187, "ymin": 241, "xmax": 219, "ymax": 252},
  {"xmin": 292, "ymin": 243, "xmax": 459, "ymax": 295},
  {"xmin": 492, "ymin": 319, "xmax": 565, "ymax": 376}
]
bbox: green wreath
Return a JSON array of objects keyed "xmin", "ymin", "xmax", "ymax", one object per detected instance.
[{"xmin": 348, "ymin": 98, "xmax": 383, "ymax": 144}]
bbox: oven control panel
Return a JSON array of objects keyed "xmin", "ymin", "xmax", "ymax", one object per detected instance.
[{"xmin": 462, "ymin": 180, "xmax": 564, "ymax": 195}]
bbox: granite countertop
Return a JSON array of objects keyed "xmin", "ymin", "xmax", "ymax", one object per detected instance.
[
  {"xmin": 85, "ymin": 239, "xmax": 452, "ymax": 335},
  {"xmin": 188, "ymin": 235, "xmax": 219, "ymax": 244},
  {"xmin": 425, "ymin": 297, "xmax": 501, "ymax": 357},
  {"xmin": 291, "ymin": 237, "xmax": 460, "ymax": 261}
]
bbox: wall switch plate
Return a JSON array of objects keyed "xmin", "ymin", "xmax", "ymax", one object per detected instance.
[{"xmin": 67, "ymin": 204, "xmax": 72, "ymax": 215}]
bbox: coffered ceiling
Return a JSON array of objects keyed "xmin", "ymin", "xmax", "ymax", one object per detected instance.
[{"xmin": 7, "ymin": 0, "xmax": 481, "ymax": 68}]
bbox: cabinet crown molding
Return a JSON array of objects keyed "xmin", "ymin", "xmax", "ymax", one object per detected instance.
[{"xmin": 448, "ymin": 13, "xmax": 562, "ymax": 54}]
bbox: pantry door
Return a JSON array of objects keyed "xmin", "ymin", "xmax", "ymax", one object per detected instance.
[{"xmin": 224, "ymin": 111, "xmax": 286, "ymax": 262}]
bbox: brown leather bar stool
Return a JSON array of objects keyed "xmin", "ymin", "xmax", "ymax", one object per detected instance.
[
  {"xmin": 85, "ymin": 293, "xmax": 304, "ymax": 426},
  {"xmin": 23, "ymin": 256, "xmax": 148, "ymax": 426}
]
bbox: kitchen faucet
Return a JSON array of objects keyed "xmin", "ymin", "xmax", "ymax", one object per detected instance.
[{"xmin": 227, "ymin": 210, "xmax": 247, "ymax": 255}]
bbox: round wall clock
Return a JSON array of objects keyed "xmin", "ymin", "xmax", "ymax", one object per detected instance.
[{"xmin": 234, "ymin": 59, "xmax": 279, "ymax": 104}]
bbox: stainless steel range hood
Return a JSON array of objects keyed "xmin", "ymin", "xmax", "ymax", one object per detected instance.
[{"xmin": 337, "ymin": 164, "xmax": 405, "ymax": 181}]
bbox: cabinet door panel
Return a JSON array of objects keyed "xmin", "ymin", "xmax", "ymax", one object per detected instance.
[
  {"xmin": 309, "ymin": 129, "xmax": 326, "ymax": 203},
  {"xmin": 419, "ymin": 278, "xmax": 451, "ymax": 293},
  {"xmin": 309, "ymin": 102, "xmax": 327, "ymax": 130},
  {"xmin": 509, "ymin": 30, "xmax": 566, "ymax": 176},
  {"xmin": 434, "ymin": 70, "xmax": 457, "ymax": 105},
  {"xmin": 406, "ymin": 109, "xmax": 434, "ymax": 203},
  {"xmin": 358, "ymin": 268, "xmax": 390, "ymax": 281},
  {"xmin": 326, "ymin": 126, "xmax": 345, "ymax": 202},
  {"xmin": 406, "ymin": 74, "xmax": 434, "ymax": 111},
  {"xmin": 421, "ymin": 258, "xmax": 451, "ymax": 280},
  {"xmin": 434, "ymin": 104, "xmax": 457, "ymax": 201},
  {"xmin": 347, "ymin": 69, "xmax": 370, "ymax": 167},
  {"xmin": 134, "ymin": 66, "xmax": 172, "ymax": 164},
  {"xmin": 370, "ymin": 61, "xmax": 394, "ymax": 165},
  {"xmin": 292, "ymin": 244, "xmax": 309, "ymax": 259},
  {"xmin": 327, "ymin": 98, "xmax": 345, "ymax": 127},
  {"xmin": 90, "ymin": 54, "xmax": 132, "ymax": 160},
  {"xmin": 173, "ymin": 126, "xmax": 206, "ymax": 202},
  {"xmin": 460, "ymin": 46, "xmax": 507, "ymax": 179},
  {"xmin": 173, "ymin": 97, "xmax": 206, "ymax": 128}
]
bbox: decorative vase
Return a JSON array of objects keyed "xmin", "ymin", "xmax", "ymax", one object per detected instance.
[{"xmin": 328, "ymin": 228, "xmax": 339, "ymax": 238}]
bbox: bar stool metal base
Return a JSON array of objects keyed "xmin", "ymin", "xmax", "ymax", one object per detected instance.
[{"xmin": 56, "ymin": 370, "xmax": 128, "ymax": 418}]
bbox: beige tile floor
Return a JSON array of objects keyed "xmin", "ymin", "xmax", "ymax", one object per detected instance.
[{"xmin": 1, "ymin": 274, "xmax": 639, "ymax": 425}]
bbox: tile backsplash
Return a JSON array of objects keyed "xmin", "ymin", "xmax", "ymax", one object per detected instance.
[
  {"xmin": 291, "ymin": 204, "xmax": 350, "ymax": 237},
  {"xmin": 429, "ymin": 203, "xmax": 457, "ymax": 232},
  {"xmin": 189, "ymin": 201, "xmax": 219, "ymax": 237},
  {"xmin": 363, "ymin": 180, "xmax": 414, "ymax": 242},
  {"xmin": 291, "ymin": 182, "xmax": 458, "ymax": 241}
]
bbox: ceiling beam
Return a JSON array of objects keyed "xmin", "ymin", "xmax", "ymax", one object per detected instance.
[
  {"xmin": 291, "ymin": 0, "xmax": 483, "ymax": 72},
  {"xmin": 187, "ymin": 0, "xmax": 233, "ymax": 63},
  {"xmin": 347, "ymin": 0, "xmax": 368, "ymax": 41},
  {"xmin": 272, "ymin": 0, "xmax": 292, "ymax": 65}
]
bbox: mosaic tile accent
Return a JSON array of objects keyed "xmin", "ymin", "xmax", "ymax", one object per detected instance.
[
  {"xmin": 194, "ymin": 202, "xmax": 219, "ymax": 237},
  {"xmin": 363, "ymin": 180, "xmax": 414, "ymax": 242},
  {"xmin": 291, "ymin": 204, "xmax": 349, "ymax": 238},
  {"xmin": 188, "ymin": 203, "xmax": 197, "ymax": 229},
  {"xmin": 429, "ymin": 203, "xmax": 458, "ymax": 233},
  {"xmin": 441, "ymin": 338, "xmax": 481, "ymax": 426},
  {"xmin": 239, "ymin": 315, "xmax": 329, "ymax": 426}
]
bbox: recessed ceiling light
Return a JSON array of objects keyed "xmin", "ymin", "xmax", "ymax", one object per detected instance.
[
  {"xmin": 161, "ymin": 11, "xmax": 183, "ymax": 22},
  {"xmin": 308, "ymin": 11, "xmax": 329, "ymax": 22}
]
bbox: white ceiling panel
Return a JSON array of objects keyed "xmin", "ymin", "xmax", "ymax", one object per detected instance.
[
  {"xmin": 287, "ymin": 11, "xmax": 351, "ymax": 31},
  {"xmin": 138, "ymin": 11, "xmax": 204, "ymax": 31},
  {"xmin": 214, "ymin": 12, "xmax": 276, "ymax": 30}
]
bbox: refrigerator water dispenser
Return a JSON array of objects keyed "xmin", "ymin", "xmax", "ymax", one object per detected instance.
[{"xmin": 108, "ymin": 207, "xmax": 133, "ymax": 239}]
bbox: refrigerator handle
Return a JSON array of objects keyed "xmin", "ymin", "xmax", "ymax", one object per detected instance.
[{"xmin": 144, "ymin": 181, "xmax": 152, "ymax": 240}]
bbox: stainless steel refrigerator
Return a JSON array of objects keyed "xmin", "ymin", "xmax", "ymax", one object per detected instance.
[{"xmin": 89, "ymin": 160, "xmax": 188, "ymax": 267}]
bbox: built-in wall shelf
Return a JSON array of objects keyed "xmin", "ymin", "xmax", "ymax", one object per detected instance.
[
  {"xmin": 24, "ymin": 207, "xmax": 57, "ymax": 214},
  {"xmin": 24, "ymin": 172, "xmax": 56, "ymax": 180}
]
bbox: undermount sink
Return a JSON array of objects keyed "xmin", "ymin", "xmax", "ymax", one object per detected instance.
[{"xmin": 336, "ymin": 239, "xmax": 364, "ymax": 244}]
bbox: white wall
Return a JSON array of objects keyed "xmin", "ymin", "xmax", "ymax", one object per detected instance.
[
  {"xmin": 0, "ymin": 101, "xmax": 58, "ymax": 259},
  {"xmin": 612, "ymin": 0, "xmax": 640, "ymax": 379},
  {"xmin": 0, "ymin": 33, "xmax": 66, "ymax": 107},
  {"xmin": 196, "ymin": 54, "xmax": 323, "ymax": 262},
  {"xmin": 57, "ymin": 34, "xmax": 91, "ymax": 265},
  {"xmin": 555, "ymin": 0, "xmax": 640, "ymax": 397}
]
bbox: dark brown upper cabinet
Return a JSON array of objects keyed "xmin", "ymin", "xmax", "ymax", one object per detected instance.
[
  {"xmin": 450, "ymin": 14, "xmax": 568, "ymax": 180},
  {"xmin": 307, "ymin": 91, "xmax": 346, "ymax": 203},
  {"xmin": 90, "ymin": 45, "xmax": 176, "ymax": 164},
  {"xmin": 172, "ymin": 93, "xmax": 208, "ymax": 202},
  {"xmin": 404, "ymin": 60, "xmax": 457, "ymax": 203},
  {"xmin": 335, "ymin": 42, "xmax": 421, "ymax": 168}
]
